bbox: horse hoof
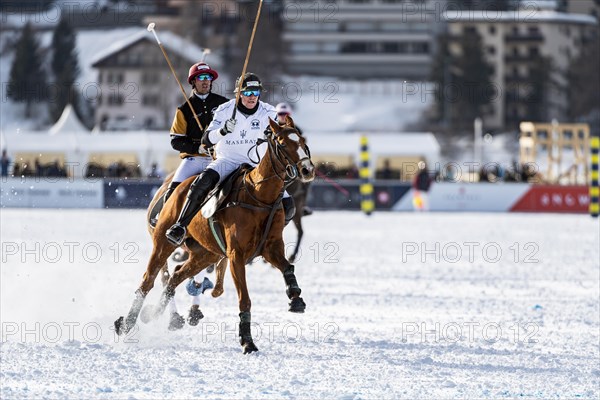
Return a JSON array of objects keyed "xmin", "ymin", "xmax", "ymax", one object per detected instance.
[
  {"xmin": 114, "ymin": 316, "xmax": 126, "ymax": 335},
  {"xmin": 187, "ymin": 306, "xmax": 204, "ymax": 326},
  {"xmin": 139, "ymin": 305, "xmax": 157, "ymax": 324},
  {"xmin": 242, "ymin": 341, "xmax": 259, "ymax": 354},
  {"xmin": 168, "ymin": 312, "xmax": 185, "ymax": 331},
  {"xmin": 211, "ymin": 287, "xmax": 224, "ymax": 298},
  {"xmin": 289, "ymin": 297, "xmax": 306, "ymax": 313}
]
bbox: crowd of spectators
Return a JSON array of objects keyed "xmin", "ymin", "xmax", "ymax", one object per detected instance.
[
  {"xmin": 85, "ymin": 161, "xmax": 142, "ymax": 179},
  {"xmin": 10, "ymin": 158, "xmax": 68, "ymax": 178}
]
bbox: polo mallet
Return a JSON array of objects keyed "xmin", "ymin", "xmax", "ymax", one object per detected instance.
[
  {"xmin": 147, "ymin": 23, "xmax": 206, "ymax": 152},
  {"xmin": 232, "ymin": 0, "xmax": 264, "ymax": 120},
  {"xmin": 201, "ymin": 48, "xmax": 211, "ymax": 62}
]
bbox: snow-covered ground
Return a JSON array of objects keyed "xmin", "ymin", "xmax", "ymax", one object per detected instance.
[{"xmin": 1, "ymin": 210, "xmax": 599, "ymax": 399}]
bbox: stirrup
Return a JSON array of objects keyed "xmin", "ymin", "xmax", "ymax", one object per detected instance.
[{"xmin": 166, "ymin": 224, "xmax": 186, "ymax": 246}]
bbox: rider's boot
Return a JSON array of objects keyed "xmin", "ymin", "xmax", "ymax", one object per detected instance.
[
  {"xmin": 163, "ymin": 181, "xmax": 180, "ymax": 203},
  {"xmin": 165, "ymin": 169, "xmax": 220, "ymax": 246},
  {"xmin": 151, "ymin": 181, "xmax": 181, "ymax": 225},
  {"xmin": 282, "ymin": 196, "xmax": 296, "ymax": 226}
]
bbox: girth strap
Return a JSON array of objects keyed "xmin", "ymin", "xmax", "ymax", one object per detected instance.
[{"xmin": 208, "ymin": 217, "xmax": 227, "ymax": 255}]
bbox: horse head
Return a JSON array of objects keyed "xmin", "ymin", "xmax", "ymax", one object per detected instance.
[{"xmin": 267, "ymin": 116, "xmax": 315, "ymax": 183}]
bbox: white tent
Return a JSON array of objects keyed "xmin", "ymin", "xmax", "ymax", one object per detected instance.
[{"xmin": 48, "ymin": 104, "xmax": 89, "ymax": 135}]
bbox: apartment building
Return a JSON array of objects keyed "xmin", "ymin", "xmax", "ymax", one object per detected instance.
[
  {"xmin": 445, "ymin": 5, "xmax": 597, "ymax": 129},
  {"xmin": 282, "ymin": 0, "xmax": 447, "ymax": 80}
]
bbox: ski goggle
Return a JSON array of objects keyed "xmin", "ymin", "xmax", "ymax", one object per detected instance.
[
  {"xmin": 196, "ymin": 74, "xmax": 213, "ymax": 81},
  {"xmin": 241, "ymin": 90, "xmax": 260, "ymax": 97}
]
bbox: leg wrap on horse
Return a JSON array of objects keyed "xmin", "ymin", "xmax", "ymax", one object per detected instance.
[
  {"xmin": 283, "ymin": 265, "xmax": 301, "ymax": 299},
  {"xmin": 239, "ymin": 311, "xmax": 252, "ymax": 344},
  {"xmin": 282, "ymin": 196, "xmax": 296, "ymax": 226}
]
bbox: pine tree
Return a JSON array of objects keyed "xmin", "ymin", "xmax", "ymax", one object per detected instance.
[
  {"xmin": 49, "ymin": 17, "xmax": 80, "ymax": 123},
  {"xmin": 569, "ymin": 35, "xmax": 600, "ymax": 119},
  {"xmin": 430, "ymin": 30, "xmax": 495, "ymax": 132},
  {"xmin": 7, "ymin": 22, "xmax": 44, "ymax": 118},
  {"xmin": 453, "ymin": 32, "xmax": 495, "ymax": 130}
]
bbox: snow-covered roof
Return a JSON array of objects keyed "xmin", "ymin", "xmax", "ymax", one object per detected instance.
[
  {"xmin": 443, "ymin": 10, "xmax": 598, "ymax": 25},
  {"xmin": 48, "ymin": 105, "xmax": 89, "ymax": 135},
  {"xmin": 90, "ymin": 29, "xmax": 208, "ymax": 67}
]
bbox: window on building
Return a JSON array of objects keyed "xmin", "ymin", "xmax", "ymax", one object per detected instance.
[
  {"xmin": 411, "ymin": 42, "xmax": 429, "ymax": 54},
  {"xmin": 384, "ymin": 42, "xmax": 403, "ymax": 53},
  {"xmin": 98, "ymin": 72, "xmax": 103, "ymax": 84},
  {"xmin": 341, "ymin": 42, "xmax": 368, "ymax": 53},
  {"xmin": 488, "ymin": 46, "xmax": 496, "ymax": 55},
  {"xmin": 464, "ymin": 26, "xmax": 477, "ymax": 34},
  {"xmin": 381, "ymin": 22, "xmax": 404, "ymax": 32},
  {"xmin": 289, "ymin": 22, "xmax": 317, "ymax": 31},
  {"xmin": 322, "ymin": 42, "xmax": 340, "ymax": 53},
  {"xmin": 142, "ymin": 71, "xmax": 159, "ymax": 84},
  {"xmin": 346, "ymin": 22, "xmax": 374, "ymax": 31},
  {"xmin": 108, "ymin": 93, "xmax": 124, "ymax": 105},
  {"xmin": 291, "ymin": 42, "xmax": 319, "ymax": 53},
  {"xmin": 489, "ymin": 25, "xmax": 496, "ymax": 35},
  {"xmin": 528, "ymin": 46, "xmax": 539, "ymax": 56},
  {"xmin": 142, "ymin": 94, "xmax": 160, "ymax": 106}
]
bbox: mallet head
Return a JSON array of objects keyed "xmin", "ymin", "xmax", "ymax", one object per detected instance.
[{"xmin": 147, "ymin": 22, "xmax": 155, "ymax": 32}]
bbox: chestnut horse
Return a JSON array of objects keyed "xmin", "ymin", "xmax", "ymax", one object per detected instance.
[
  {"xmin": 146, "ymin": 172, "xmax": 227, "ymax": 300},
  {"xmin": 115, "ymin": 117, "xmax": 315, "ymax": 353}
]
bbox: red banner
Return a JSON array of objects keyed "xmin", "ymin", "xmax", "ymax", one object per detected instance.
[{"xmin": 510, "ymin": 186, "xmax": 589, "ymax": 213}]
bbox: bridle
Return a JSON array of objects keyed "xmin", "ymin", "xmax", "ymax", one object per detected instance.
[{"xmin": 248, "ymin": 127, "xmax": 311, "ymax": 186}]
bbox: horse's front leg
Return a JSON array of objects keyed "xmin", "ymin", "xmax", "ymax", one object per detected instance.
[
  {"xmin": 211, "ymin": 257, "xmax": 228, "ymax": 298},
  {"xmin": 115, "ymin": 244, "xmax": 174, "ymax": 335},
  {"xmin": 262, "ymin": 238, "xmax": 306, "ymax": 313},
  {"xmin": 228, "ymin": 251, "xmax": 257, "ymax": 354}
]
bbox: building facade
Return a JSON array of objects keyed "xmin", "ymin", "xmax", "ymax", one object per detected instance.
[
  {"xmin": 445, "ymin": 6, "xmax": 597, "ymax": 129},
  {"xmin": 91, "ymin": 31, "xmax": 224, "ymax": 131},
  {"xmin": 282, "ymin": 0, "xmax": 447, "ymax": 80}
]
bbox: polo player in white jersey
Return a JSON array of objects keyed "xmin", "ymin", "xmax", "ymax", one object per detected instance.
[{"xmin": 166, "ymin": 73, "xmax": 295, "ymax": 246}]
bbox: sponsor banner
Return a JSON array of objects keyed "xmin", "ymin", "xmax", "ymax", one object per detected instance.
[
  {"xmin": 0, "ymin": 179, "xmax": 103, "ymax": 208},
  {"xmin": 392, "ymin": 183, "xmax": 531, "ymax": 212},
  {"xmin": 510, "ymin": 186, "xmax": 589, "ymax": 213},
  {"xmin": 103, "ymin": 180, "xmax": 162, "ymax": 209},
  {"xmin": 308, "ymin": 181, "xmax": 411, "ymax": 210}
]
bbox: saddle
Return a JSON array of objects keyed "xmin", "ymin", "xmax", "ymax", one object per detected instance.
[
  {"xmin": 148, "ymin": 164, "xmax": 253, "ymax": 229},
  {"xmin": 201, "ymin": 163, "xmax": 253, "ymax": 219}
]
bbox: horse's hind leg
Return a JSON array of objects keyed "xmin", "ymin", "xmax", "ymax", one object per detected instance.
[
  {"xmin": 262, "ymin": 238, "xmax": 306, "ymax": 313},
  {"xmin": 151, "ymin": 247, "xmax": 220, "ymax": 320},
  {"xmin": 211, "ymin": 257, "xmax": 228, "ymax": 298},
  {"xmin": 289, "ymin": 215, "xmax": 303, "ymax": 263},
  {"xmin": 115, "ymin": 243, "xmax": 174, "ymax": 335}
]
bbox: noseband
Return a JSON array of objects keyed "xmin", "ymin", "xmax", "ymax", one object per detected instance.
[{"xmin": 250, "ymin": 130, "xmax": 310, "ymax": 184}]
